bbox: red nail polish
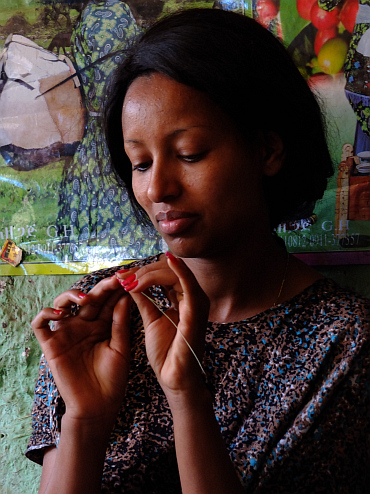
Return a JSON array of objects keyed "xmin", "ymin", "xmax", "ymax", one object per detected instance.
[
  {"xmin": 53, "ymin": 309, "xmax": 62, "ymax": 315},
  {"xmin": 121, "ymin": 274, "xmax": 136, "ymax": 287},
  {"xmin": 117, "ymin": 268, "xmax": 130, "ymax": 274},
  {"xmin": 166, "ymin": 251, "xmax": 178, "ymax": 262},
  {"xmin": 78, "ymin": 292, "xmax": 87, "ymax": 299},
  {"xmin": 124, "ymin": 280, "xmax": 139, "ymax": 292}
]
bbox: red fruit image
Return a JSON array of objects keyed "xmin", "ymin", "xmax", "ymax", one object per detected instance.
[
  {"xmin": 314, "ymin": 27, "xmax": 338, "ymax": 56},
  {"xmin": 310, "ymin": 1, "xmax": 340, "ymax": 30},
  {"xmin": 256, "ymin": 0, "xmax": 279, "ymax": 27},
  {"xmin": 308, "ymin": 72, "xmax": 333, "ymax": 89},
  {"xmin": 340, "ymin": 0, "xmax": 359, "ymax": 33},
  {"xmin": 296, "ymin": 0, "xmax": 317, "ymax": 21}
]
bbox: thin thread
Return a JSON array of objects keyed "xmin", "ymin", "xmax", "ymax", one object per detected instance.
[
  {"xmin": 140, "ymin": 291, "xmax": 207, "ymax": 376},
  {"xmin": 274, "ymin": 252, "xmax": 290, "ymax": 307}
]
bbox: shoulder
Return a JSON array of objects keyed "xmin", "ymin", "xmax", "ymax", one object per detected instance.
[
  {"xmin": 306, "ymin": 277, "xmax": 370, "ymax": 331},
  {"xmin": 294, "ymin": 277, "xmax": 370, "ymax": 344},
  {"xmin": 290, "ymin": 277, "xmax": 370, "ymax": 327},
  {"xmin": 70, "ymin": 254, "xmax": 162, "ymax": 293},
  {"xmin": 286, "ymin": 277, "xmax": 370, "ymax": 378},
  {"xmin": 265, "ymin": 277, "xmax": 370, "ymax": 384}
]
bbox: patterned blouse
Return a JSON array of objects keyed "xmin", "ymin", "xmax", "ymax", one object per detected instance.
[{"xmin": 26, "ymin": 256, "xmax": 370, "ymax": 493}]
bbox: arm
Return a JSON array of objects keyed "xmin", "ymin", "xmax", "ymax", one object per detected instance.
[
  {"xmin": 31, "ymin": 276, "xmax": 131, "ymax": 494},
  {"xmin": 118, "ymin": 254, "xmax": 244, "ymax": 493},
  {"xmin": 37, "ymin": 418, "xmax": 112, "ymax": 494},
  {"xmin": 169, "ymin": 388, "xmax": 244, "ymax": 494},
  {"xmin": 39, "ymin": 447, "xmax": 57, "ymax": 494}
]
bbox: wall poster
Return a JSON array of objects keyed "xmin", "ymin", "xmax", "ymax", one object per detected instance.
[{"xmin": 0, "ymin": 0, "xmax": 369, "ymax": 275}]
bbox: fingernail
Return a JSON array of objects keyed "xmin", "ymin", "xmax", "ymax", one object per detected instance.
[
  {"xmin": 117, "ymin": 268, "xmax": 130, "ymax": 274},
  {"xmin": 166, "ymin": 251, "xmax": 178, "ymax": 262},
  {"xmin": 124, "ymin": 280, "xmax": 139, "ymax": 292},
  {"xmin": 53, "ymin": 309, "xmax": 62, "ymax": 315},
  {"xmin": 78, "ymin": 292, "xmax": 87, "ymax": 299},
  {"xmin": 120, "ymin": 274, "xmax": 136, "ymax": 287}
]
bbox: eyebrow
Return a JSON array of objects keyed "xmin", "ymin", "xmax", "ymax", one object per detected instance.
[{"xmin": 124, "ymin": 138, "xmax": 142, "ymax": 144}]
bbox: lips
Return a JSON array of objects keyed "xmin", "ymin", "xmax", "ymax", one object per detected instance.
[
  {"xmin": 155, "ymin": 210, "xmax": 198, "ymax": 235},
  {"xmin": 155, "ymin": 211, "xmax": 194, "ymax": 222}
]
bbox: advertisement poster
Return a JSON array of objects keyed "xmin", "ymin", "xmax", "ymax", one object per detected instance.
[
  {"xmin": 0, "ymin": 0, "xmax": 369, "ymax": 275},
  {"xmin": 277, "ymin": 0, "xmax": 370, "ymax": 265}
]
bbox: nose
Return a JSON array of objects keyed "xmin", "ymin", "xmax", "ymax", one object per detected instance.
[{"xmin": 147, "ymin": 155, "xmax": 182, "ymax": 203}]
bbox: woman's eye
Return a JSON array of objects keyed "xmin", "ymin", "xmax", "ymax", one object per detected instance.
[
  {"xmin": 132, "ymin": 161, "xmax": 152, "ymax": 172},
  {"xmin": 179, "ymin": 152, "xmax": 206, "ymax": 163}
]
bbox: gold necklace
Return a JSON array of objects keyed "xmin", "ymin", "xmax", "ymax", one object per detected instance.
[{"xmin": 273, "ymin": 252, "xmax": 290, "ymax": 307}]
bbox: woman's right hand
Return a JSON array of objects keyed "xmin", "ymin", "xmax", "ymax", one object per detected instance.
[{"xmin": 31, "ymin": 276, "xmax": 131, "ymax": 425}]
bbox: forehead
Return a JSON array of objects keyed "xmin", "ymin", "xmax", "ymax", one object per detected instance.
[
  {"xmin": 121, "ymin": 73, "xmax": 231, "ymax": 133},
  {"xmin": 123, "ymin": 73, "xmax": 196, "ymax": 108}
]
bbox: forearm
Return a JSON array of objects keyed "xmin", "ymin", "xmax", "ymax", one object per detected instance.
[
  {"xmin": 40, "ymin": 414, "xmax": 111, "ymax": 494},
  {"xmin": 169, "ymin": 387, "xmax": 244, "ymax": 494}
]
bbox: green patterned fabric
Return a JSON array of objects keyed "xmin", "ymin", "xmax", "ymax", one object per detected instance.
[
  {"xmin": 317, "ymin": 0, "xmax": 340, "ymax": 10},
  {"xmin": 56, "ymin": 0, "xmax": 163, "ymax": 261}
]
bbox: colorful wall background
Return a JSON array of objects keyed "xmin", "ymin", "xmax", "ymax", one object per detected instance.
[{"xmin": 1, "ymin": 0, "xmax": 370, "ymax": 492}]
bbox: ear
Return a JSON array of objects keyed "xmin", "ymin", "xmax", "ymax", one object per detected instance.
[{"xmin": 261, "ymin": 131, "xmax": 285, "ymax": 177}]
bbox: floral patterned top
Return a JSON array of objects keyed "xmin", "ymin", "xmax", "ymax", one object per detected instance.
[{"xmin": 26, "ymin": 256, "xmax": 370, "ymax": 493}]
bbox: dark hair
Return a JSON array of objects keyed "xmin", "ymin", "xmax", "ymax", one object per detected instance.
[{"xmin": 104, "ymin": 8, "xmax": 333, "ymax": 229}]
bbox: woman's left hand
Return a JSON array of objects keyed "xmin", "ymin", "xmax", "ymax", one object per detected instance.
[{"xmin": 116, "ymin": 253, "xmax": 210, "ymax": 401}]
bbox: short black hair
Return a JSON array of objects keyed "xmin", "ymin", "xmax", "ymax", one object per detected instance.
[{"xmin": 104, "ymin": 7, "xmax": 333, "ymax": 229}]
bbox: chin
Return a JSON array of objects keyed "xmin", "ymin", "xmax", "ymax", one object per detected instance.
[
  {"xmin": 164, "ymin": 239, "xmax": 199, "ymax": 259},
  {"xmin": 166, "ymin": 238, "xmax": 223, "ymax": 260}
]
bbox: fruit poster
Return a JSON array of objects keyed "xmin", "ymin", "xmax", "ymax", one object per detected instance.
[
  {"xmin": 275, "ymin": 0, "xmax": 370, "ymax": 265},
  {"xmin": 0, "ymin": 0, "xmax": 369, "ymax": 275}
]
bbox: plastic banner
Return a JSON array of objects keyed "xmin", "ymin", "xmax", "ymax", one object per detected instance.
[{"xmin": 0, "ymin": 0, "xmax": 369, "ymax": 275}]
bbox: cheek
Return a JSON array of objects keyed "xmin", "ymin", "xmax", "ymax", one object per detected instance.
[
  {"xmin": 132, "ymin": 177, "xmax": 151, "ymax": 212},
  {"xmin": 132, "ymin": 177, "xmax": 144, "ymax": 205}
]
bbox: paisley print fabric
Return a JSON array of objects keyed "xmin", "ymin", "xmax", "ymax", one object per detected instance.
[
  {"xmin": 26, "ymin": 256, "xmax": 370, "ymax": 493},
  {"xmin": 56, "ymin": 0, "xmax": 162, "ymax": 260}
]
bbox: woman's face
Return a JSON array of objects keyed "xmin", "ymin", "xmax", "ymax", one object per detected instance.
[{"xmin": 121, "ymin": 73, "xmax": 272, "ymax": 258}]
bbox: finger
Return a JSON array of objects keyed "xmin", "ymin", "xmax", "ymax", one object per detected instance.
[
  {"xmin": 31, "ymin": 307, "xmax": 69, "ymax": 345},
  {"xmin": 165, "ymin": 253, "xmax": 204, "ymax": 303},
  {"xmin": 54, "ymin": 276, "xmax": 124, "ymax": 322},
  {"xmin": 165, "ymin": 253, "xmax": 210, "ymax": 342},
  {"xmin": 114, "ymin": 256, "xmax": 167, "ymax": 285},
  {"xmin": 78, "ymin": 275, "xmax": 125, "ymax": 321},
  {"xmin": 133, "ymin": 268, "xmax": 180, "ymax": 292},
  {"xmin": 116, "ymin": 254, "xmax": 181, "ymax": 291},
  {"xmin": 129, "ymin": 289, "xmax": 179, "ymax": 330},
  {"xmin": 110, "ymin": 295, "xmax": 132, "ymax": 356},
  {"xmin": 53, "ymin": 289, "xmax": 91, "ymax": 309},
  {"xmin": 54, "ymin": 275, "xmax": 121, "ymax": 307},
  {"xmin": 117, "ymin": 266, "xmax": 182, "ymax": 298},
  {"xmin": 117, "ymin": 254, "xmax": 167, "ymax": 279}
]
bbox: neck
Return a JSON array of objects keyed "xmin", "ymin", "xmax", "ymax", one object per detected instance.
[{"xmin": 182, "ymin": 235, "xmax": 290, "ymax": 323}]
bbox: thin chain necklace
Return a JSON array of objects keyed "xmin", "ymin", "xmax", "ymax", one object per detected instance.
[{"xmin": 273, "ymin": 252, "xmax": 290, "ymax": 307}]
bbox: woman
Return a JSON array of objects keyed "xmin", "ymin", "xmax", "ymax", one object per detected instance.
[{"xmin": 26, "ymin": 8, "xmax": 370, "ymax": 493}]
